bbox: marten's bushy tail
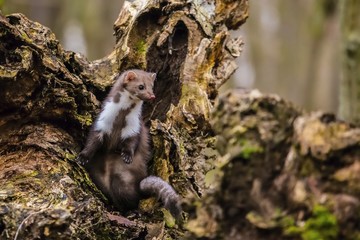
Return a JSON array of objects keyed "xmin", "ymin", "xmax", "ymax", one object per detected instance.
[{"xmin": 140, "ymin": 176, "xmax": 182, "ymax": 219}]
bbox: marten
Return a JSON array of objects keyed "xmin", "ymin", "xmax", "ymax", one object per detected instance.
[{"xmin": 77, "ymin": 69, "xmax": 181, "ymax": 222}]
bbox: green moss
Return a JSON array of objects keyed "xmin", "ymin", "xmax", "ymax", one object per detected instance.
[
  {"xmin": 238, "ymin": 139, "xmax": 263, "ymax": 159},
  {"xmin": 302, "ymin": 205, "xmax": 338, "ymax": 240},
  {"xmin": 21, "ymin": 31, "xmax": 31, "ymax": 42},
  {"xmin": 162, "ymin": 208, "xmax": 176, "ymax": 228},
  {"xmin": 283, "ymin": 205, "xmax": 339, "ymax": 240},
  {"xmin": 284, "ymin": 225, "xmax": 303, "ymax": 236},
  {"xmin": 280, "ymin": 215, "xmax": 296, "ymax": 228},
  {"xmin": 63, "ymin": 152, "xmax": 76, "ymax": 161},
  {"xmin": 135, "ymin": 40, "xmax": 147, "ymax": 55},
  {"xmin": 9, "ymin": 170, "xmax": 39, "ymax": 181},
  {"xmin": 74, "ymin": 112, "xmax": 93, "ymax": 127}
]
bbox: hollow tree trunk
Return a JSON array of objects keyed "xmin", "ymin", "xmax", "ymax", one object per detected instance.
[{"xmin": 0, "ymin": 0, "xmax": 248, "ymax": 239}]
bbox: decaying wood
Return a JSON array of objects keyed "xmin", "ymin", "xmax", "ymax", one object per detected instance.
[
  {"xmin": 2, "ymin": 0, "xmax": 360, "ymax": 240},
  {"xmin": 0, "ymin": 0, "xmax": 248, "ymax": 239},
  {"xmin": 186, "ymin": 89, "xmax": 360, "ymax": 240}
]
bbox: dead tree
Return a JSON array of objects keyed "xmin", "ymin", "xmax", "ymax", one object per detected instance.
[{"xmin": 0, "ymin": 1, "xmax": 248, "ymax": 239}]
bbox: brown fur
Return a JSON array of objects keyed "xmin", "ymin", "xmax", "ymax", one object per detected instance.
[
  {"xmin": 78, "ymin": 69, "xmax": 155, "ymax": 211},
  {"xmin": 78, "ymin": 70, "xmax": 181, "ymax": 217},
  {"xmin": 86, "ymin": 123, "xmax": 150, "ymax": 211},
  {"xmin": 78, "ymin": 69, "xmax": 155, "ymax": 162},
  {"xmin": 108, "ymin": 70, "xmax": 156, "ymax": 102}
]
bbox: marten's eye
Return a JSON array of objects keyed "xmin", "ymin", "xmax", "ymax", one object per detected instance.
[{"xmin": 138, "ymin": 85, "xmax": 145, "ymax": 90}]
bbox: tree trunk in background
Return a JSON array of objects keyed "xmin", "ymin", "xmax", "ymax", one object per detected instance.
[
  {"xmin": 339, "ymin": 0, "xmax": 360, "ymax": 124},
  {"xmin": 1, "ymin": 0, "xmax": 123, "ymax": 60},
  {"xmin": 0, "ymin": 0, "xmax": 248, "ymax": 239},
  {"xmin": 231, "ymin": 0, "xmax": 340, "ymax": 113}
]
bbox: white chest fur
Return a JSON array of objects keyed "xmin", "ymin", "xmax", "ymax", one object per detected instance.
[
  {"xmin": 121, "ymin": 101, "xmax": 142, "ymax": 139},
  {"xmin": 95, "ymin": 91, "xmax": 143, "ymax": 139}
]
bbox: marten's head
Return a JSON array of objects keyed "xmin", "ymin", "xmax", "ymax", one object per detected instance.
[{"xmin": 120, "ymin": 70, "xmax": 156, "ymax": 101}]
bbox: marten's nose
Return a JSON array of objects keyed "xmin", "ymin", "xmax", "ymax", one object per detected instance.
[{"xmin": 149, "ymin": 94, "xmax": 155, "ymax": 100}]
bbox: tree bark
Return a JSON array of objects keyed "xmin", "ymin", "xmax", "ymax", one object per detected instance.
[
  {"xmin": 339, "ymin": 0, "xmax": 360, "ymax": 124},
  {"xmin": 0, "ymin": 0, "xmax": 248, "ymax": 239}
]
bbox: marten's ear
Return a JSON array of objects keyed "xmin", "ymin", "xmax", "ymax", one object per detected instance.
[
  {"xmin": 151, "ymin": 73, "xmax": 156, "ymax": 81},
  {"xmin": 124, "ymin": 71, "xmax": 137, "ymax": 82}
]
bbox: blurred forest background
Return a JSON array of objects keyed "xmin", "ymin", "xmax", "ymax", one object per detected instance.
[{"xmin": 1, "ymin": 0, "xmax": 340, "ymax": 113}]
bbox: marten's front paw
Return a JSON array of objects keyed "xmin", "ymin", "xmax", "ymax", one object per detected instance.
[
  {"xmin": 120, "ymin": 151, "xmax": 133, "ymax": 164},
  {"xmin": 76, "ymin": 152, "xmax": 90, "ymax": 166}
]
